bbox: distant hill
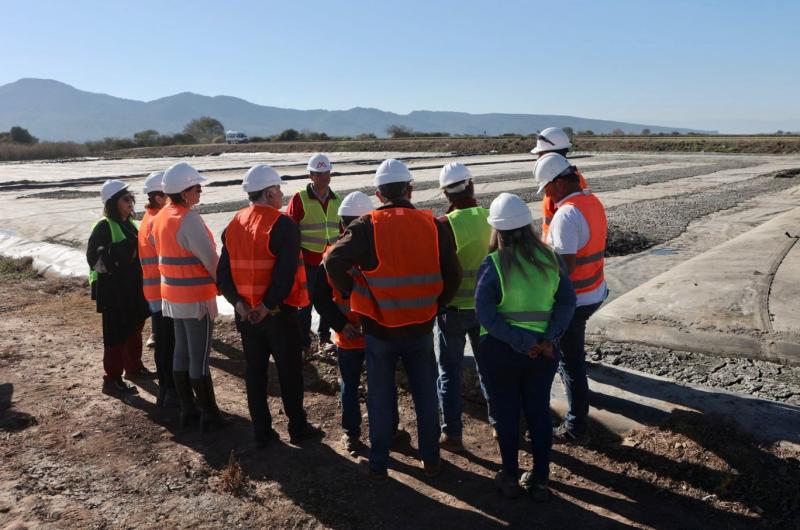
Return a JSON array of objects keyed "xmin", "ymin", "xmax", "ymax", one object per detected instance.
[{"xmin": 0, "ymin": 78, "xmax": 715, "ymax": 142}]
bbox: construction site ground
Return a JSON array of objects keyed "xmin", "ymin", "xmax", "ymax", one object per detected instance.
[{"xmin": 0, "ymin": 262, "xmax": 798, "ymax": 530}]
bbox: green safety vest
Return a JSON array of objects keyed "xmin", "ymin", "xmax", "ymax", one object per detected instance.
[
  {"xmin": 298, "ymin": 188, "xmax": 342, "ymax": 252},
  {"xmin": 480, "ymin": 247, "xmax": 560, "ymax": 335},
  {"xmin": 88, "ymin": 217, "xmax": 138, "ymax": 285},
  {"xmin": 447, "ymin": 207, "xmax": 491, "ymax": 309}
]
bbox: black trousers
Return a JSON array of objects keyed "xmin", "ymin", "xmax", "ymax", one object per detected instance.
[
  {"xmin": 239, "ymin": 307, "xmax": 307, "ymax": 437},
  {"xmin": 151, "ymin": 311, "xmax": 175, "ymax": 391}
]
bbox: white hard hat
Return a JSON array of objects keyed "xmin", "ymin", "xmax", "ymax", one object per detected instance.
[
  {"xmin": 101, "ymin": 179, "xmax": 129, "ymax": 203},
  {"xmin": 533, "ymin": 153, "xmax": 573, "ymax": 194},
  {"xmin": 162, "ymin": 162, "xmax": 206, "ymax": 194},
  {"xmin": 143, "ymin": 171, "xmax": 165, "ymax": 194},
  {"xmin": 242, "ymin": 164, "xmax": 282, "ymax": 193},
  {"xmin": 375, "ymin": 159, "xmax": 412, "ymax": 186},
  {"xmin": 338, "ymin": 191, "xmax": 373, "ymax": 217},
  {"xmin": 531, "ymin": 127, "xmax": 572, "ymax": 154},
  {"xmin": 439, "ymin": 162, "xmax": 472, "ymax": 191},
  {"xmin": 307, "ymin": 153, "xmax": 332, "ymax": 173},
  {"xmin": 488, "ymin": 193, "xmax": 533, "ymax": 231}
]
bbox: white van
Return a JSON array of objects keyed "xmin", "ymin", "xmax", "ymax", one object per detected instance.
[{"xmin": 225, "ymin": 131, "xmax": 249, "ymax": 144}]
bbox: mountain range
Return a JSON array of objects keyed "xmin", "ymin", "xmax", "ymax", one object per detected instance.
[{"xmin": 0, "ymin": 78, "xmax": 713, "ymax": 142}]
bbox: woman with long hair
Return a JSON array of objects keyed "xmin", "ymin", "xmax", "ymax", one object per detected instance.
[
  {"xmin": 87, "ymin": 180, "xmax": 151, "ymax": 395},
  {"xmin": 475, "ymin": 193, "xmax": 576, "ymax": 501}
]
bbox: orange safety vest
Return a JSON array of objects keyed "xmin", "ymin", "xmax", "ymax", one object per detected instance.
[
  {"xmin": 350, "ymin": 209, "xmax": 443, "ymax": 328},
  {"xmin": 541, "ymin": 169, "xmax": 587, "ymax": 242},
  {"xmin": 138, "ymin": 206, "xmax": 162, "ymax": 303},
  {"xmin": 559, "ymin": 192, "xmax": 607, "ymax": 294},
  {"xmin": 322, "ymin": 247, "xmax": 365, "ymax": 349},
  {"xmin": 151, "ymin": 203, "xmax": 218, "ymax": 304},
  {"xmin": 224, "ymin": 204, "xmax": 309, "ymax": 309}
]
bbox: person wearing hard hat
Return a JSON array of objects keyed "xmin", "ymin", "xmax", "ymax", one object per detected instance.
[
  {"xmin": 87, "ymin": 180, "xmax": 151, "ymax": 395},
  {"xmin": 216, "ymin": 164, "xmax": 323, "ymax": 446},
  {"xmin": 138, "ymin": 171, "xmax": 177, "ymax": 407},
  {"xmin": 312, "ymin": 192, "xmax": 403, "ymax": 456},
  {"xmin": 150, "ymin": 162, "xmax": 226, "ymax": 432},
  {"xmin": 325, "ymin": 159, "xmax": 462, "ymax": 481},
  {"xmin": 475, "ymin": 192, "xmax": 576, "ymax": 500},
  {"xmin": 434, "ymin": 162, "xmax": 496, "ymax": 452},
  {"xmin": 534, "ymin": 153, "xmax": 607, "ymax": 445},
  {"xmin": 531, "ymin": 127, "xmax": 588, "ymax": 242},
  {"xmin": 286, "ymin": 153, "xmax": 341, "ymax": 354}
]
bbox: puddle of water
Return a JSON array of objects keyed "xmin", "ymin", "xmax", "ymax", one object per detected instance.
[{"xmin": 650, "ymin": 247, "xmax": 679, "ymax": 256}]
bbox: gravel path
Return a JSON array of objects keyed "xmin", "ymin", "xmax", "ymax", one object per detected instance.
[
  {"xmin": 588, "ymin": 340, "xmax": 800, "ymax": 405},
  {"xmin": 604, "ymin": 170, "xmax": 800, "ymax": 255}
]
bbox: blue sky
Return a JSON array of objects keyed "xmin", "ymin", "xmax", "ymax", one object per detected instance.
[{"xmin": 2, "ymin": 0, "xmax": 798, "ymax": 133}]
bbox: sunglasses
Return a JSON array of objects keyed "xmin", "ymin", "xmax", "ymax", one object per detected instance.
[{"xmin": 538, "ymin": 134, "xmax": 556, "ymax": 146}]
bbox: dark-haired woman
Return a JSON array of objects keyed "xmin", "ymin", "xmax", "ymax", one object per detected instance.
[
  {"xmin": 87, "ymin": 180, "xmax": 151, "ymax": 395},
  {"xmin": 475, "ymin": 193, "xmax": 576, "ymax": 501}
]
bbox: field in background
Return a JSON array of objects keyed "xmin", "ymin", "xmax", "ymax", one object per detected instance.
[{"xmin": 3, "ymin": 135, "xmax": 800, "ymax": 162}]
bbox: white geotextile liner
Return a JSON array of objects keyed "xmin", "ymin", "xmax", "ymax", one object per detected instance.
[{"xmin": 0, "ymin": 230, "xmax": 234, "ymax": 316}]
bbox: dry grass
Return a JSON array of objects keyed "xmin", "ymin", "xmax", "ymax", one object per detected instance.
[
  {"xmin": 219, "ymin": 450, "xmax": 249, "ymax": 497},
  {"xmin": 0, "ymin": 141, "xmax": 89, "ymax": 161}
]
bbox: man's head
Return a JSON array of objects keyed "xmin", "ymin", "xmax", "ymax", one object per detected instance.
[
  {"xmin": 531, "ymin": 127, "xmax": 572, "ymax": 158},
  {"xmin": 338, "ymin": 191, "xmax": 373, "ymax": 229},
  {"xmin": 374, "ymin": 159, "xmax": 413, "ymax": 204},
  {"xmin": 307, "ymin": 153, "xmax": 332, "ymax": 193},
  {"xmin": 242, "ymin": 164, "xmax": 283, "ymax": 208},
  {"xmin": 439, "ymin": 162, "xmax": 474, "ymax": 204},
  {"xmin": 534, "ymin": 153, "xmax": 581, "ymax": 202}
]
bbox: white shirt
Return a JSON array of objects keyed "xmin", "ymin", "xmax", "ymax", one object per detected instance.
[{"xmin": 547, "ymin": 191, "xmax": 608, "ymax": 307}]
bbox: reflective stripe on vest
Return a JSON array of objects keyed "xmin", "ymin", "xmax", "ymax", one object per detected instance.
[
  {"xmin": 138, "ymin": 207, "xmax": 162, "ymax": 302},
  {"xmin": 89, "ymin": 217, "xmax": 138, "ymax": 285},
  {"xmin": 447, "ymin": 206, "xmax": 491, "ymax": 309},
  {"xmin": 151, "ymin": 203, "xmax": 218, "ymax": 304},
  {"xmin": 225, "ymin": 204, "xmax": 309, "ymax": 308},
  {"xmin": 480, "ymin": 248, "xmax": 560, "ymax": 336},
  {"xmin": 349, "ymin": 209, "xmax": 443, "ymax": 328},
  {"xmin": 320, "ymin": 248, "xmax": 365, "ymax": 349},
  {"xmin": 560, "ymin": 191, "xmax": 607, "ymax": 294},
  {"xmin": 298, "ymin": 188, "xmax": 342, "ymax": 252}
]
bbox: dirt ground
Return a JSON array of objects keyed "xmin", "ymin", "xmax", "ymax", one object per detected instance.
[{"xmin": 1, "ymin": 264, "xmax": 799, "ymax": 529}]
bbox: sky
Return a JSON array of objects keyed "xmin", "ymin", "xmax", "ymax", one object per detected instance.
[{"xmin": 1, "ymin": 0, "xmax": 798, "ymax": 133}]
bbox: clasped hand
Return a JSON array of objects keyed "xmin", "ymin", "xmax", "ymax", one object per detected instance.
[
  {"xmin": 527, "ymin": 339, "xmax": 554, "ymax": 359},
  {"xmin": 235, "ymin": 301, "xmax": 272, "ymax": 324}
]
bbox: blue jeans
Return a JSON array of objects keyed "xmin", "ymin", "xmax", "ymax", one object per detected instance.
[
  {"xmin": 299, "ymin": 263, "xmax": 331, "ymax": 348},
  {"xmin": 337, "ymin": 346, "xmax": 399, "ymax": 438},
  {"xmin": 435, "ymin": 308, "xmax": 495, "ymax": 438},
  {"xmin": 559, "ymin": 301, "xmax": 602, "ymax": 434},
  {"xmin": 477, "ymin": 334, "xmax": 558, "ymax": 481},
  {"xmin": 365, "ymin": 333, "xmax": 440, "ymax": 473}
]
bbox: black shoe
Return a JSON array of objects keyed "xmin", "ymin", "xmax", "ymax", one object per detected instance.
[
  {"xmin": 125, "ymin": 366, "xmax": 155, "ymax": 379},
  {"xmin": 102, "ymin": 378, "xmax": 138, "ymax": 396},
  {"xmin": 289, "ymin": 422, "xmax": 324, "ymax": 444},
  {"xmin": 255, "ymin": 428, "xmax": 280, "ymax": 448},
  {"xmin": 519, "ymin": 472, "xmax": 551, "ymax": 502},
  {"xmin": 341, "ymin": 433, "xmax": 364, "ymax": 456},
  {"xmin": 156, "ymin": 387, "xmax": 179, "ymax": 408},
  {"xmin": 495, "ymin": 470, "xmax": 523, "ymax": 499}
]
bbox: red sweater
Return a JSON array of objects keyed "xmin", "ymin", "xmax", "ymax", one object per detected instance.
[{"xmin": 286, "ymin": 184, "xmax": 336, "ymax": 267}]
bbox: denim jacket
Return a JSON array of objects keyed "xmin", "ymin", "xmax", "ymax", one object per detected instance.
[{"xmin": 475, "ymin": 254, "xmax": 576, "ymax": 356}]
